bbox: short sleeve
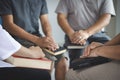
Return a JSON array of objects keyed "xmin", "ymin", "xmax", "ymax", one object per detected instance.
[
  {"xmin": 40, "ymin": 0, "xmax": 48, "ymax": 15},
  {"xmin": 100, "ymin": 0, "xmax": 116, "ymax": 16},
  {"xmin": 55, "ymin": 0, "xmax": 68, "ymax": 15},
  {"xmin": 0, "ymin": 25, "xmax": 21, "ymax": 60},
  {"xmin": 0, "ymin": 0, "xmax": 12, "ymax": 15}
]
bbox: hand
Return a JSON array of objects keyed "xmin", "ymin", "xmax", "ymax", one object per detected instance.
[
  {"xmin": 82, "ymin": 42, "xmax": 103, "ymax": 57},
  {"xmin": 46, "ymin": 36, "xmax": 59, "ymax": 51},
  {"xmin": 36, "ymin": 36, "xmax": 59, "ymax": 51},
  {"xmin": 70, "ymin": 30, "xmax": 89, "ymax": 45},
  {"xmin": 29, "ymin": 46, "xmax": 45, "ymax": 58},
  {"xmin": 68, "ymin": 31, "xmax": 85, "ymax": 45}
]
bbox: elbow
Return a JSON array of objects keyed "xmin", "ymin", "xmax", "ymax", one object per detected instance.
[{"xmin": 104, "ymin": 13, "xmax": 111, "ymax": 25}]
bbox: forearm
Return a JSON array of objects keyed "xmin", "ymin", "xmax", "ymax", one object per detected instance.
[
  {"xmin": 85, "ymin": 13, "xmax": 111, "ymax": 36},
  {"xmin": 40, "ymin": 14, "xmax": 52, "ymax": 37},
  {"xmin": 97, "ymin": 45, "xmax": 120, "ymax": 60},
  {"xmin": 57, "ymin": 13, "xmax": 75, "ymax": 37},
  {"xmin": 105, "ymin": 33, "xmax": 120, "ymax": 46},
  {"xmin": 41, "ymin": 21, "xmax": 52, "ymax": 37},
  {"xmin": 2, "ymin": 15, "xmax": 39, "ymax": 44},
  {"xmin": 14, "ymin": 46, "xmax": 33, "ymax": 58}
]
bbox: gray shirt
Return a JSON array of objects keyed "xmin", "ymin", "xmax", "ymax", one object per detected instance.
[{"xmin": 55, "ymin": 0, "xmax": 116, "ymax": 31}]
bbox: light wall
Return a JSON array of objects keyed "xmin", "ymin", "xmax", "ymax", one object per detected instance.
[
  {"xmin": 39, "ymin": 0, "xmax": 65, "ymax": 44},
  {"xmin": 106, "ymin": 0, "xmax": 120, "ymax": 38},
  {"xmin": 115, "ymin": 0, "xmax": 120, "ymax": 35}
]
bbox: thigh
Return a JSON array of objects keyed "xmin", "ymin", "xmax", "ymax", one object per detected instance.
[
  {"xmin": 88, "ymin": 32, "xmax": 110, "ymax": 44},
  {"xmin": 69, "ymin": 49, "xmax": 84, "ymax": 63},
  {"xmin": 0, "ymin": 67, "xmax": 51, "ymax": 80},
  {"xmin": 64, "ymin": 35, "xmax": 85, "ymax": 65},
  {"xmin": 66, "ymin": 61, "xmax": 120, "ymax": 80}
]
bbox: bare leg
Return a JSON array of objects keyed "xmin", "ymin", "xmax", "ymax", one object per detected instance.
[{"xmin": 55, "ymin": 57, "xmax": 69, "ymax": 80}]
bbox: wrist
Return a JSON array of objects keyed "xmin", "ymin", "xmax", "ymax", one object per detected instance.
[
  {"xmin": 46, "ymin": 32, "xmax": 52, "ymax": 37},
  {"xmin": 68, "ymin": 30, "xmax": 75, "ymax": 38},
  {"xmin": 32, "ymin": 35, "xmax": 41, "ymax": 45}
]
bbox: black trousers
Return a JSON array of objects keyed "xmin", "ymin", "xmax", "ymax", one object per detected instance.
[{"xmin": 0, "ymin": 67, "xmax": 51, "ymax": 80}]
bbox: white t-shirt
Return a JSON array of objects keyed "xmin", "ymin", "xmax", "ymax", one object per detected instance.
[{"xmin": 0, "ymin": 25, "xmax": 21, "ymax": 67}]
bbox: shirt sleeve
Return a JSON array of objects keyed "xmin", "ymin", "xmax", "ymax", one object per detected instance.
[
  {"xmin": 100, "ymin": 0, "xmax": 116, "ymax": 16},
  {"xmin": 0, "ymin": 0, "xmax": 12, "ymax": 15},
  {"xmin": 0, "ymin": 25, "xmax": 21, "ymax": 60},
  {"xmin": 55, "ymin": 0, "xmax": 68, "ymax": 15},
  {"xmin": 40, "ymin": 0, "xmax": 48, "ymax": 15}
]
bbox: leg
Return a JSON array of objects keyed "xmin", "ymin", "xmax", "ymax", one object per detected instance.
[
  {"xmin": 88, "ymin": 32, "xmax": 110, "ymax": 44},
  {"xmin": 0, "ymin": 67, "xmax": 51, "ymax": 80},
  {"xmin": 69, "ymin": 49, "xmax": 84, "ymax": 65},
  {"xmin": 55, "ymin": 57, "xmax": 69, "ymax": 80}
]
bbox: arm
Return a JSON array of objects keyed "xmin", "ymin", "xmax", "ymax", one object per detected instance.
[
  {"xmin": 57, "ymin": 13, "xmax": 75, "ymax": 38},
  {"xmin": 40, "ymin": 14, "xmax": 52, "ymax": 37},
  {"xmin": 39, "ymin": 14, "xmax": 59, "ymax": 50},
  {"xmin": 2, "ymin": 15, "xmax": 58, "ymax": 50},
  {"xmin": 2, "ymin": 15, "xmax": 39, "ymax": 45},
  {"xmin": 5, "ymin": 46, "xmax": 45, "ymax": 64},
  {"xmin": 105, "ymin": 33, "xmax": 120, "ymax": 46},
  {"xmin": 92, "ymin": 45, "xmax": 120, "ymax": 60},
  {"xmin": 74, "ymin": 13, "xmax": 111, "ymax": 45},
  {"xmin": 14, "ymin": 46, "xmax": 45, "ymax": 59},
  {"xmin": 84, "ymin": 13, "xmax": 111, "ymax": 36},
  {"xmin": 83, "ymin": 34, "xmax": 120, "ymax": 60},
  {"xmin": 57, "ymin": 13, "xmax": 86, "ymax": 45}
]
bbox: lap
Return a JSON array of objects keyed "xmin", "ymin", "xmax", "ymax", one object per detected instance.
[
  {"xmin": 0, "ymin": 67, "xmax": 51, "ymax": 80},
  {"xmin": 66, "ymin": 61, "xmax": 120, "ymax": 80}
]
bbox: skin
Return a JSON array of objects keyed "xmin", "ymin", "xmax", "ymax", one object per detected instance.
[
  {"xmin": 57, "ymin": 13, "xmax": 111, "ymax": 45},
  {"xmin": 14, "ymin": 46, "xmax": 45, "ymax": 59},
  {"xmin": 82, "ymin": 33, "xmax": 120, "ymax": 60},
  {"xmin": 57, "ymin": 11, "xmax": 111, "ymax": 80},
  {"xmin": 2, "ymin": 14, "xmax": 58, "ymax": 51}
]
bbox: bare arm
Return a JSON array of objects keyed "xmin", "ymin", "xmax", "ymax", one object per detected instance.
[
  {"xmin": 83, "ymin": 34, "xmax": 120, "ymax": 60},
  {"xmin": 40, "ymin": 14, "xmax": 59, "ymax": 50},
  {"xmin": 85, "ymin": 13, "xmax": 111, "ymax": 36},
  {"xmin": 94, "ymin": 45, "xmax": 120, "ymax": 60},
  {"xmin": 2, "ymin": 15, "xmax": 39, "ymax": 44},
  {"xmin": 40, "ymin": 14, "xmax": 52, "ymax": 37},
  {"xmin": 14, "ymin": 46, "xmax": 45, "ymax": 58},
  {"xmin": 2, "ymin": 15, "xmax": 58, "ymax": 50},
  {"xmin": 72, "ymin": 13, "xmax": 111, "ymax": 45},
  {"xmin": 5, "ymin": 46, "xmax": 45, "ymax": 64},
  {"xmin": 105, "ymin": 33, "xmax": 120, "ymax": 46},
  {"xmin": 57, "ymin": 13, "xmax": 75, "ymax": 38}
]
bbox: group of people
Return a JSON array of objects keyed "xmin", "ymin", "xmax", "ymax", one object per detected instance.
[{"xmin": 0, "ymin": 0, "xmax": 119, "ymax": 80}]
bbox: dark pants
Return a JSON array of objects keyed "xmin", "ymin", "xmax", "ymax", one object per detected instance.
[
  {"xmin": 0, "ymin": 67, "xmax": 51, "ymax": 80},
  {"xmin": 64, "ymin": 32, "xmax": 110, "ymax": 67}
]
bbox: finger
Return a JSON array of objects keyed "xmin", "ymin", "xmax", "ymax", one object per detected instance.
[{"xmin": 83, "ymin": 45, "xmax": 91, "ymax": 57}]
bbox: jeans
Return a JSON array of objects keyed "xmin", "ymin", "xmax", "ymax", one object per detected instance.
[{"xmin": 64, "ymin": 32, "xmax": 110, "ymax": 67}]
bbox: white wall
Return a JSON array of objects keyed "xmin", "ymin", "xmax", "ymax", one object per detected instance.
[
  {"xmin": 116, "ymin": 0, "xmax": 120, "ymax": 35},
  {"xmin": 39, "ymin": 0, "xmax": 65, "ymax": 44},
  {"xmin": 106, "ymin": 0, "xmax": 120, "ymax": 38}
]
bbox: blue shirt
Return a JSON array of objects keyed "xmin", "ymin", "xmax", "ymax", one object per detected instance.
[
  {"xmin": 0, "ymin": 0, "xmax": 48, "ymax": 40},
  {"xmin": 0, "ymin": 17, "xmax": 2, "ymax": 25}
]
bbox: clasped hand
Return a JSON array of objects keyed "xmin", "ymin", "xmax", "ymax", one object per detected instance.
[
  {"xmin": 70, "ymin": 30, "xmax": 89, "ymax": 45},
  {"xmin": 82, "ymin": 42, "xmax": 104, "ymax": 58},
  {"xmin": 36, "ymin": 36, "xmax": 59, "ymax": 51}
]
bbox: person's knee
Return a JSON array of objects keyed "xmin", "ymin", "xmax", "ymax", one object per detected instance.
[{"xmin": 56, "ymin": 57, "xmax": 68, "ymax": 70}]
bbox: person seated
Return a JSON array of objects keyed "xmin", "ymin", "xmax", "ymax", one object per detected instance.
[
  {"xmin": 0, "ymin": 25, "xmax": 51, "ymax": 80},
  {"xmin": 65, "ymin": 33, "xmax": 120, "ymax": 80}
]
